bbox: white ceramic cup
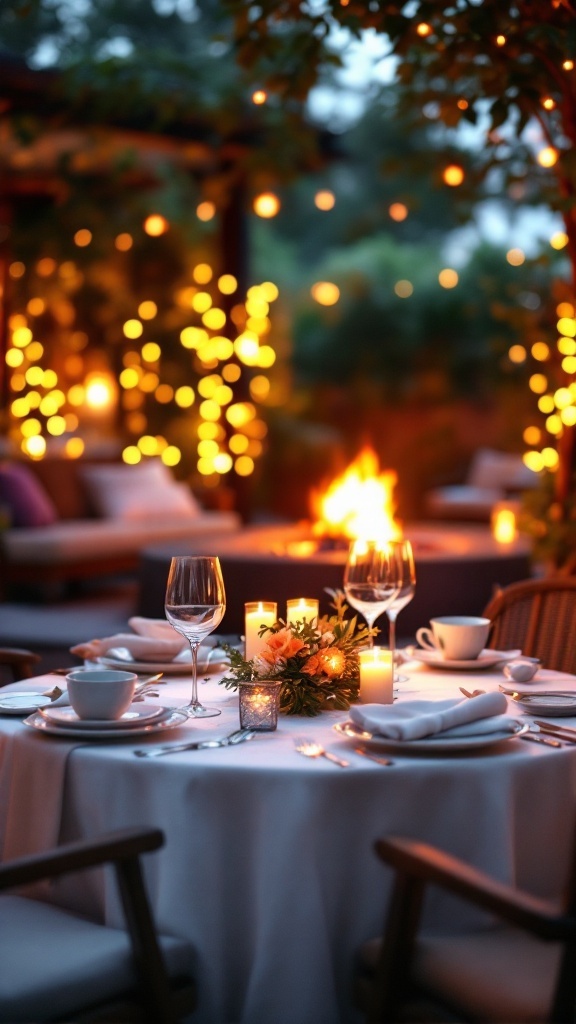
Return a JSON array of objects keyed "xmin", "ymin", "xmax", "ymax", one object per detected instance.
[
  {"xmin": 66, "ymin": 669, "xmax": 138, "ymax": 720},
  {"xmin": 415, "ymin": 616, "xmax": 491, "ymax": 661}
]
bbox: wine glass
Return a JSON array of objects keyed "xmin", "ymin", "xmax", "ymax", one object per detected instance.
[
  {"xmin": 343, "ymin": 539, "xmax": 401, "ymax": 646},
  {"xmin": 165, "ymin": 555, "xmax": 226, "ymax": 718},
  {"xmin": 385, "ymin": 540, "xmax": 416, "ymax": 681}
]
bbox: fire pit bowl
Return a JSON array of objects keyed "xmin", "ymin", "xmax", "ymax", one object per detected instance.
[{"xmin": 137, "ymin": 522, "xmax": 532, "ymax": 640}]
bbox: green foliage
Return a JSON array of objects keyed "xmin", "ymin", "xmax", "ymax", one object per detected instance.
[{"xmin": 519, "ymin": 471, "xmax": 576, "ymax": 572}]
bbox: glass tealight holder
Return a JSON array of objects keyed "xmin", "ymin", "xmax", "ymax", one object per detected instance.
[{"xmin": 238, "ymin": 680, "xmax": 281, "ymax": 731}]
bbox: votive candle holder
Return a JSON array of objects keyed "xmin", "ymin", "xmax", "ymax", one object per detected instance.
[{"xmin": 239, "ymin": 681, "xmax": 281, "ymax": 731}]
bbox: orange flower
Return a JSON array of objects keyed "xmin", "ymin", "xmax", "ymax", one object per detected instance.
[
  {"xmin": 265, "ymin": 627, "xmax": 307, "ymax": 660},
  {"xmin": 302, "ymin": 648, "xmax": 346, "ymax": 679}
]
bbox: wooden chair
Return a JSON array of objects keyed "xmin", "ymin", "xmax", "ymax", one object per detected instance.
[
  {"xmin": 355, "ymin": 834, "xmax": 576, "ymax": 1023},
  {"xmin": 483, "ymin": 577, "xmax": 576, "ymax": 675},
  {"xmin": 0, "ymin": 646, "xmax": 41, "ymax": 684},
  {"xmin": 0, "ymin": 826, "xmax": 196, "ymax": 1023}
]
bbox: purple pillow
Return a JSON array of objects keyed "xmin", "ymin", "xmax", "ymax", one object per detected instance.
[{"xmin": 0, "ymin": 462, "xmax": 58, "ymax": 528}]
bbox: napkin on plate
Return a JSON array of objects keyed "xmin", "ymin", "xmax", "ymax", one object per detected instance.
[
  {"xmin": 70, "ymin": 632, "xmax": 187, "ymax": 662},
  {"xmin": 128, "ymin": 616, "xmax": 181, "ymax": 639},
  {"xmin": 349, "ymin": 691, "xmax": 517, "ymax": 741}
]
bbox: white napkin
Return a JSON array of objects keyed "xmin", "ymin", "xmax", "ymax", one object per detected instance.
[
  {"xmin": 350, "ymin": 692, "xmax": 516, "ymax": 741},
  {"xmin": 70, "ymin": 632, "xmax": 187, "ymax": 662},
  {"xmin": 128, "ymin": 616, "xmax": 180, "ymax": 639}
]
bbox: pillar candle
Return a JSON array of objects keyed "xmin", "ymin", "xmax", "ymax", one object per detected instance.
[
  {"xmin": 244, "ymin": 601, "xmax": 277, "ymax": 661},
  {"xmin": 286, "ymin": 598, "xmax": 319, "ymax": 627},
  {"xmin": 359, "ymin": 647, "xmax": 394, "ymax": 704},
  {"xmin": 491, "ymin": 502, "xmax": 518, "ymax": 544}
]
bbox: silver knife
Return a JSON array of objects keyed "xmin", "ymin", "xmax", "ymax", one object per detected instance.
[
  {"xmin": 353, "ymin": 746, "xmax": 394, "ymax": 766},
  {"xmin": 133, "ymin": 728, "xmax": 255, "ymax": 758},
  {"xmin": 520, "ymin": 732, "xmax": 563, "ymax": 748},
  {"xmin": 533, "ymin": 721, "xmax": 576, "ymax": 743}
]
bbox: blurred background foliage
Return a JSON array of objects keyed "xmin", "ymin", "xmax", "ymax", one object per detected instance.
[{"xmin": 0, "ymin": 0, "xmax": 572, "ymax": 522}]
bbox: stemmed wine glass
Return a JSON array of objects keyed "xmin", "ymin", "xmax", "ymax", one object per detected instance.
[
  {"xmin": 165, "ymin": 555, "xmax": 226, "ymax": 718},
  {"xmin": 385, "ymin": 540, "xmax": 416, "ymax": 681},
  {"xmin": 343, "ymin": 539, "xmax": 401, "ymax": 646}
]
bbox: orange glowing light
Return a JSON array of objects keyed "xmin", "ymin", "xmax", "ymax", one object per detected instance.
[
  {"xmin": 315, "ymin": 190, "xmax": 336, "ymax": 211},
  {"xmin": 416, "ymin": 22, "xmax": 432, "ymax": 36},
  {"xmin": 389, "ymin": 202, "xmax": 408, "ymax": 222},
  {"xmin": 310, "ymin": 447, "xmax": 403, "ymax": 543},
  {"xmin": 537, "ymin": 147, "xmax": 558, "ymax": 168},
  {"xmin": 144, "ymin": 214, "xmax": 169, "ymax": 236},
  {"xmin": 197, "ymin": 201, "xmax": 216, "ymax": 221},
  {"xmin": 252, "ymin": 89, "xmax": 267, "ymax": 105},
  {"xmin": 443, "ymin": 164, "xmax": 464, "ymax": 186},
  {"xmin": 253, "ymin": 193, "xmax": 281, "ymax": 218}
]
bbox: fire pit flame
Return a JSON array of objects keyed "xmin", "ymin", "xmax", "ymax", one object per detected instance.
[{"xmin": 309, "ymin": 447, "xmax": 403, "ymax": 546}]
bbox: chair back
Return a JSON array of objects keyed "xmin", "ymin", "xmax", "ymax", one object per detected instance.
[
  {"xmin": 483, "ymin": 577, "xmax": 576, "ymax": 675},
  {"xmin": 0, "ymin": 647, "xmax": 41, "ymax": 685}
]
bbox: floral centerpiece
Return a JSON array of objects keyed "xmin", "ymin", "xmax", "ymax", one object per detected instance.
[{"xmin": 219, "ymin": 590, "xmax": 373, "ymax": 716}]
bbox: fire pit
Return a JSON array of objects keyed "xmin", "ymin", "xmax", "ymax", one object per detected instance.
[
  {"xmin": 138, "ymin": 520, "xmax": 531, "ymax": 638},
  {"xmin": 138, "ymin": 446, "xmax": 532, "ymax": 636}
]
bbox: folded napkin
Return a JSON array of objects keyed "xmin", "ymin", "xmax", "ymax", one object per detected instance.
[
  {"xmin": 128, "ymin": 616, "xmax": 180, "ymax": 639},
  {"xmin": 70, "ymin": 631, "xmax": 187, "ymax": 662},
  {"xmin": 349, "ymin": 692, "xmax": 516, "ymax": 741}
]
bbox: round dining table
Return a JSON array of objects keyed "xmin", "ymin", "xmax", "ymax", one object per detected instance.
[{"xmin": 1, "ymin": 657, "xmax": 576, "ymax": 1024}]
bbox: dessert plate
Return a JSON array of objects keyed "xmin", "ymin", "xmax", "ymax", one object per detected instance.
[
  {"xmin": 333, "ymin": 718, "xmax": 529, "ymax": 754},
  {"xmin": 24, "ymin": 709, "xmax": 188, "ymax": 740},
  {"xmin": 0, "ymin": 692, "xmax": 54, "ymax": 715},
  {"xmin": 39, "ymin": 703, "xmax": 171, "ymax": 730},
  {"xmin": 409, "ymin": 648, "xmax": 521, "ymax": 671}
]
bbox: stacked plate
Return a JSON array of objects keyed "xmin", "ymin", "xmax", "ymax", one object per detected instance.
[{"xmin": 24, "ymin": 703, "xmax": 188, "ymax": 739}]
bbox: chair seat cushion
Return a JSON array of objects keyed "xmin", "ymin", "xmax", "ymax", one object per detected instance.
[
  {"xmin": 358, "ymin": 927, "xmax": 561, "ymax": 1024},
  {"xmin": 0, "ymin": 894, "xmax": 192, "ymax": 1021}
]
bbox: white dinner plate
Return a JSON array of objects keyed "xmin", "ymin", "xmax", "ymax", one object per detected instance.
[
  {"xmin": 0, "ymin": 692, "xmax": 54, "ymax": 715},
  {"xmin": 39, "ymin": 703, "xmax": 171, "ymax": 730},
  {"xmin": 333, "ymin": 718, "xmax": 529, "ymax": 754},
  {"xmin": 24, "ymin": 708, "xmax": 189, "ymax": 740},
  {"xmin": 512, "ymin": 694, "xmax": 576, "ymax": 717},
  {"xmin": 409, "ymin": 648, "xmax": 521, "ymax": 671},
  {"xmin": 96, "ymin": 650, "xmax": 229, "ymax": 675}
]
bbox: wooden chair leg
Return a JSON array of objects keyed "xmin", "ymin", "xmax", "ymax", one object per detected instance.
[{"xmin": 367, "ymin": 870, "xmax": 425, "ymax": 1023}]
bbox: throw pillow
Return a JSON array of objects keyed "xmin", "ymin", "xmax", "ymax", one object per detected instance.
[
  {"xmin": 0, "ymin": 462, "xmax": 59, "ymax": 528},
  {"xmin": 81, "ymin": 461, "xmax": 201, "ymax": 520}
]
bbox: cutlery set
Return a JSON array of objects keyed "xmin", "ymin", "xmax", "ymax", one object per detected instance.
[{"xmin": 293, "ymin": 737, "xmax": 393, "ymax": 767}]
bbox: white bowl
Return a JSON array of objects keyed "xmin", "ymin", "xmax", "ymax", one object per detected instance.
[{"xmin": 66, "ymin": 669, "xmax": 138, "ymax": 720}]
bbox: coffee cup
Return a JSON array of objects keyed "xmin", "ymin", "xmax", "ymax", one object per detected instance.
[
  {"xmin": 415, "ymin": 616, "xmax": 491, "ymax": 661},
  {"xmin": 66, "ymin": 669, "xmax": 138, "ymax": 720}
]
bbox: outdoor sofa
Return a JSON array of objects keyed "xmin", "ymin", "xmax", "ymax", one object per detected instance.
[{"xmin": 0, "ymin": 456, "xmax": 241, "ymax": 594}]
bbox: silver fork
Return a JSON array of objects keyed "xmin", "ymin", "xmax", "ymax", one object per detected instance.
[
  {"xmin": 293, "ymin": 737, "xmax": 350, "ymax": 768},
  {"xmin": 133, "ymin": 728, "xmax": 255, "ymax": 758}
]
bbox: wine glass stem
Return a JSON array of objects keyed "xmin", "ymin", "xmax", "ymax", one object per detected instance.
[
  {"xmin": 188, "ymin": 640, "xmax": 200, "ymax": 709},
  {"xmin": 388, "ymin": 611, "xmax": 397, "ymax": 665}
]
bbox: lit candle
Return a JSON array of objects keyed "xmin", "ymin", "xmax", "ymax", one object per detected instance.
[
  {"xmin": 491, "ymin": 502, "xmax": 518, "ymax": 544},
  {"xmin": 239, "ymin": 681, "xmax": 281, "ymax": 731},
  {"xmin": 359, "ymin": 647, "xmax": 394, "ymax": 704},
  {"xmin": 286, "ymin": 598, "xmax": 319, "ymax": 627},
  {"xmin": 244, "ymin": 601, "xmax": 277, "ymax": 661}
]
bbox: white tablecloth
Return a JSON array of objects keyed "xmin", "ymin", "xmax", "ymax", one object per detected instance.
[{"xmin": 2, "ymin": 662, "xmax": 576, "ymax": 1024}]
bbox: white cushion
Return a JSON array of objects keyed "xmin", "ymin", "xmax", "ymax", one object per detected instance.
[
  {"xmin": 95, "ymin": 481, "xmax": 201, "ymax": 521},
  {"xmin": 81, "ymin": 460, "xmax": 201, "ymax": 520},
  {"xmin": 414, "ymin": 926, "xmax": 561, "ymax": 1023},
  {"xmin": 0, "ymin": 894, "xmax": 192, "ymax": 1021},
  {"xmin": 468, "ymin": 449, "xmax": 537, "ymax": 491}
]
